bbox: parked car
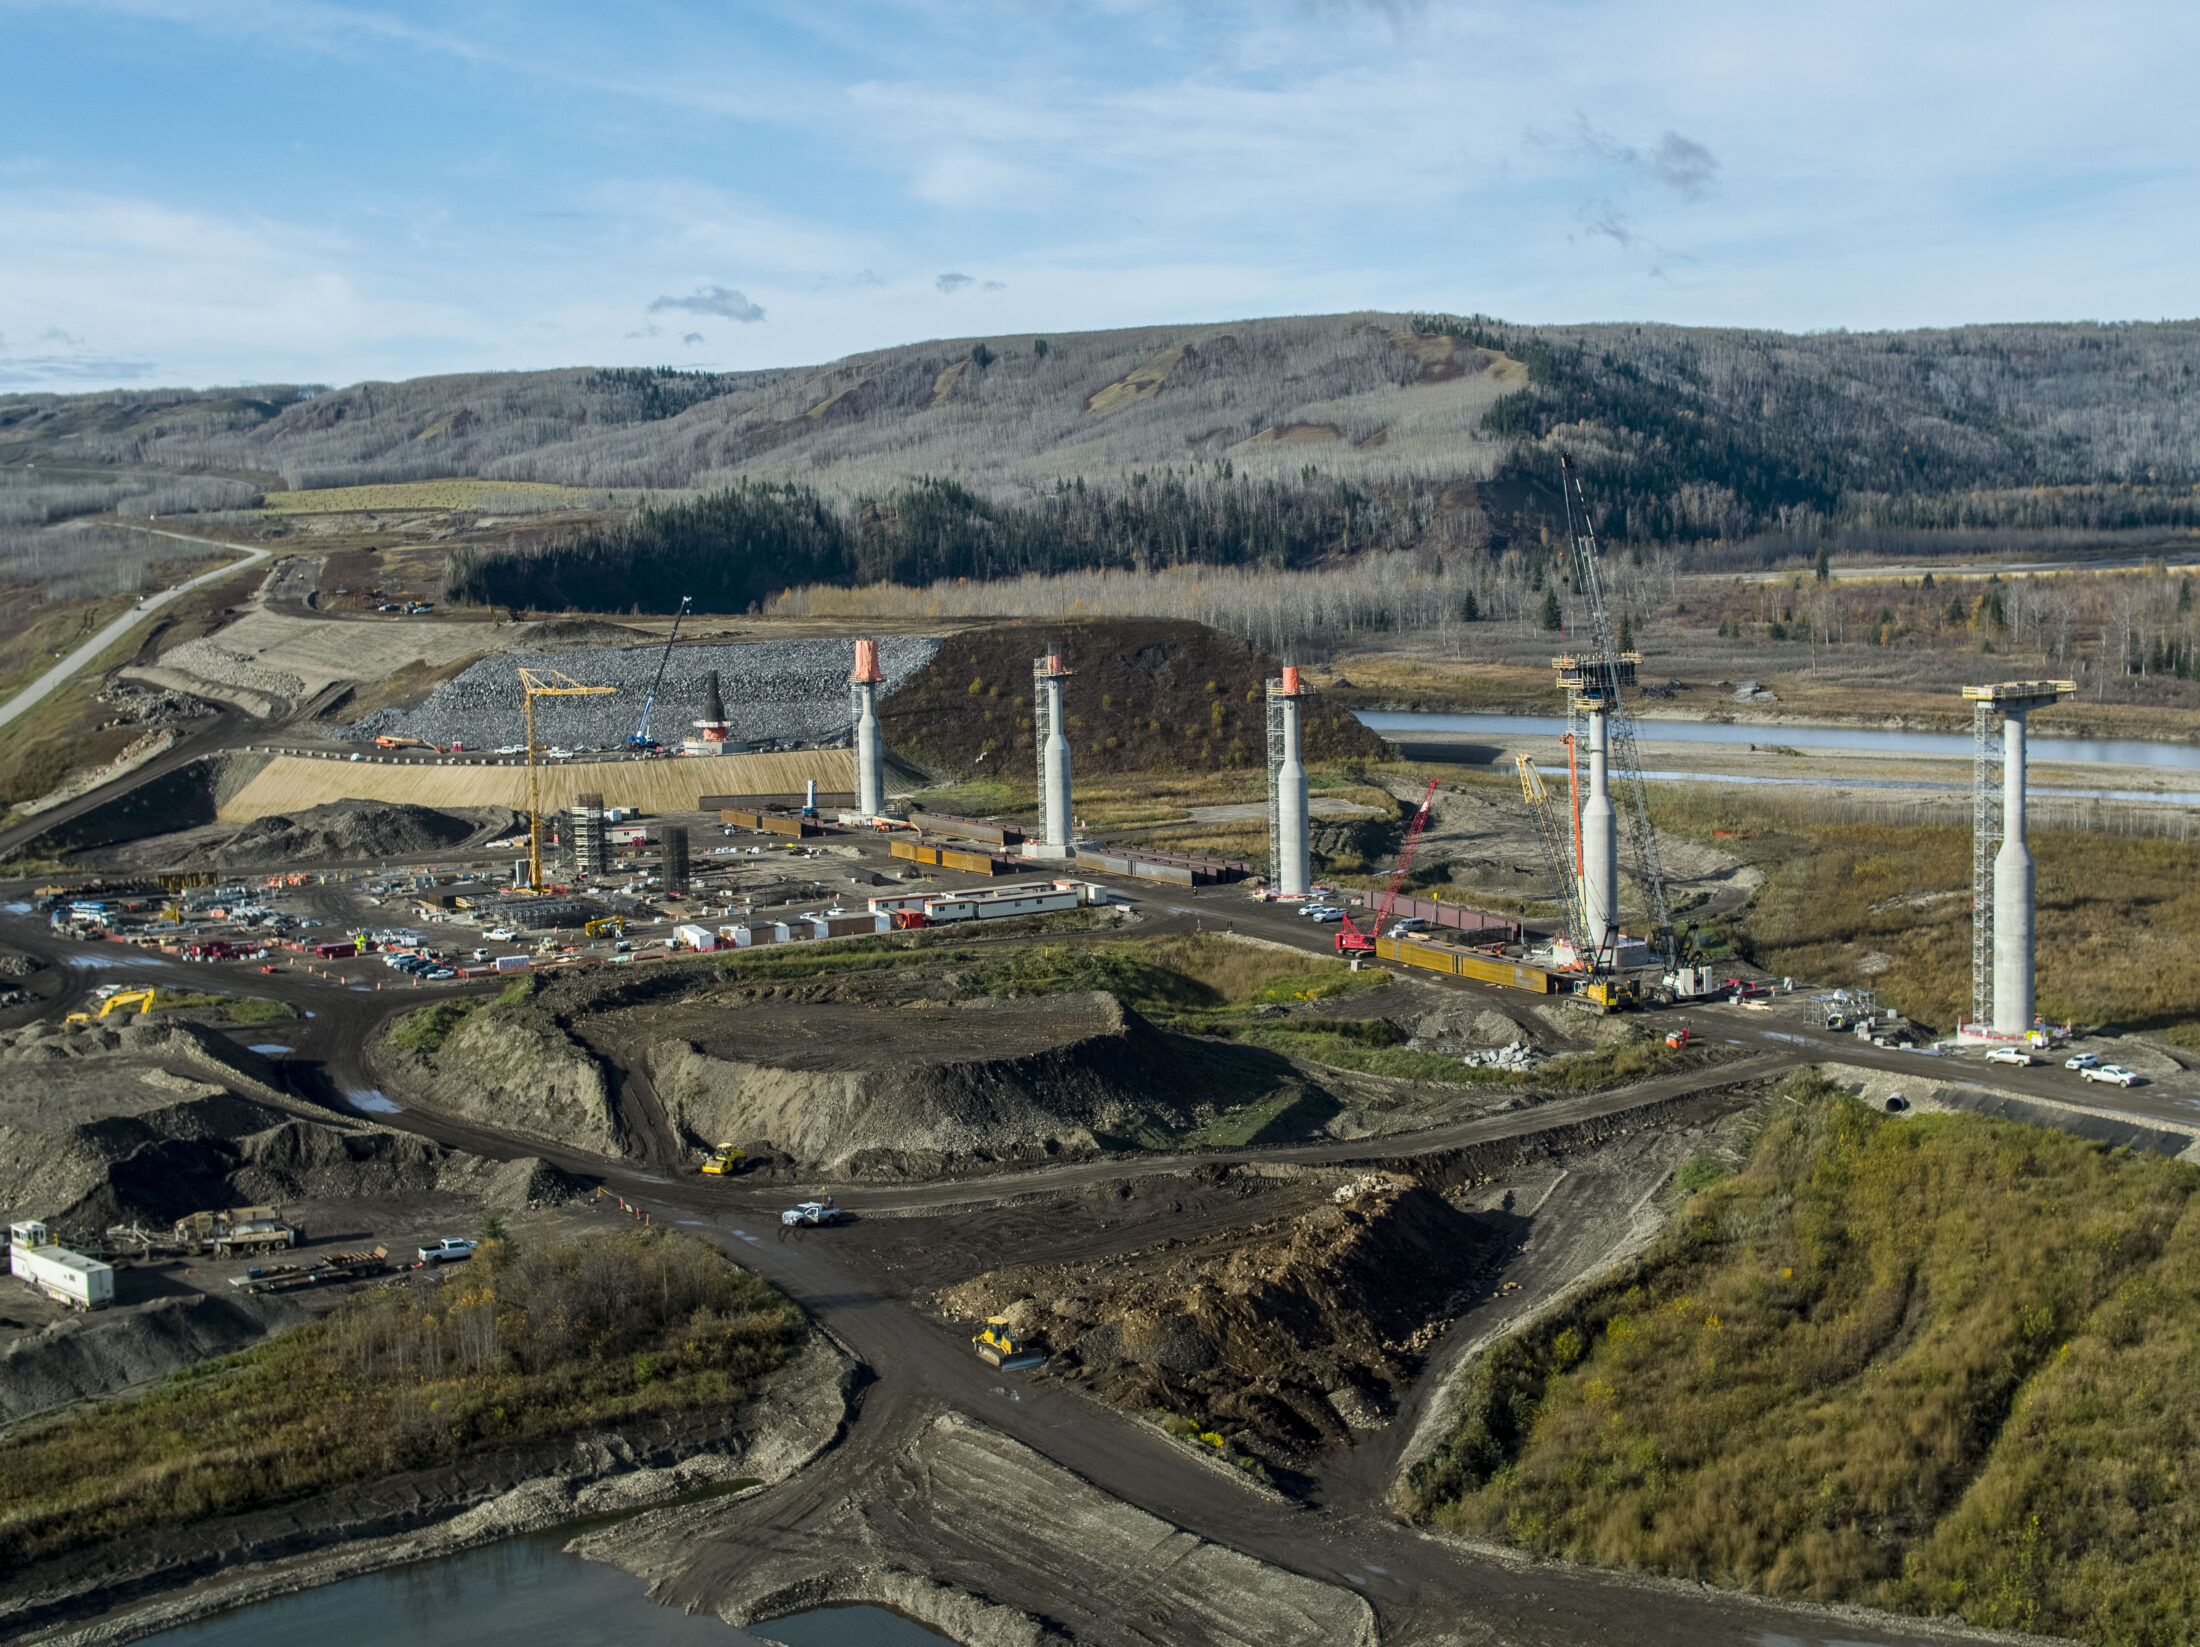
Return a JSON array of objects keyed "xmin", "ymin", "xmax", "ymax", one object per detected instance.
[
  {"xmin": 1388, "ymin": 917, "xmax": 1430, "ymax": 936},
  {"xmin": 780, "ymin": 1199, "xmax": 846, "ymax": 1228},
  {"xmin": 1305, "ymin": 907, "xmax": 1344, "ymax": 923},
  {"xmin": 418, "ymin": 1237, "xmax": 478, "ymax": 1265},
  {"xmin": 2064, "ymin": 1052, "xmax": 2101, "ymax": 1070},
  {"xmin": 2081, "ymin": 1064, "xmax": 2141, "ymax": 1087},
  {"xmin": 1985, "ymin": 1047, "xmax": 2035, "ymax": 1066}
]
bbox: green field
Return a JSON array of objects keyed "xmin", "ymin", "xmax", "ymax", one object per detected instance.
[{"xmin": 260, "ymin": 479, "xmax": 602, "ymax": 515}]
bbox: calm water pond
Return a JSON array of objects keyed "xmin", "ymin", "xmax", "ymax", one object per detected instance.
[{"xmin": 144, "ymin": 1533, "xmax": 952, "ymax": 1647}]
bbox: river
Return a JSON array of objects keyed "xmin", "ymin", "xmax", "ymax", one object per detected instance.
[
  {"xmin": 1355, "ymin": 710, "xmax": 2200, "ymax": 806},
  {"xmin": 143, "ymin": 1532, "xmax": 950, "ymax": 1647}
]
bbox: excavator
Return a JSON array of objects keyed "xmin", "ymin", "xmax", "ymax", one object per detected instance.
[{"xmin": 66, "ymin": 987, "xmax": 156, "ymax": 1026}]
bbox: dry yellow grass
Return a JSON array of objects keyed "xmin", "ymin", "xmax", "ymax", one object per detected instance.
[
  {"xmin": 261, "ymin": 480, "xmax": 597, "ymax": 515},
  {"xmin": 219, "ymin": 750, "xmax": 855, "ymax": 821}
]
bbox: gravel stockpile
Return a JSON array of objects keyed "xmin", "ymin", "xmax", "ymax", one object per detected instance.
[{"xmin": 347, "ymin": 635, "xmax": 938, "ymax": 751}]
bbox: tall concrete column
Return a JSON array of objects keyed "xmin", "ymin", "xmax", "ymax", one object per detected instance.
[
  {"xmin": 1581, "ymin": 708, "xmax": 1618, "ymax": 948},
  {"xmin": 1042, "ymin": 673, "xmax": 1072, "ymax": 850},
  {"xmin": 851, "ymin": 639, "xmax": 884, "ymax": 819},
  {"xmin": 1994, "ymin": 709, "xmax": 2035, "ymax": 1036},
  {"xmin": 1277, "ymin": 690, "xmax": 1310, "ymax": 896}
]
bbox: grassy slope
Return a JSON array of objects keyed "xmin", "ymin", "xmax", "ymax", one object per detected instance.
[
  {"xmin": 0, "ymin": 1228, "xmax": 801, "ymax": 1567},
  {"xmin": 1408, "ymin": 1073, "xmax": 2200, "ymax": 1645},
  {"xmin": 1652, "ymin": 786, "xmax": 2200, "ymax": 1041}
]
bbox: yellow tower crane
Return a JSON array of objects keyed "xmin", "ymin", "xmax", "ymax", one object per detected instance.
[{"xmin": 516, "ymin": 668, "xmax": 616, "ymax": 890}]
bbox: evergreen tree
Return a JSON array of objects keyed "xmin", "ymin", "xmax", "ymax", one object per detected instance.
[{"xmin": 1540, "ymin": 589, "xmax": 1564, "ymax": 631}]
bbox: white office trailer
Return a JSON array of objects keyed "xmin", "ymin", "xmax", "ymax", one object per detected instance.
[{"xmin": 9, "ymin": 1221, "xmax": 115, "ymax": 1310}]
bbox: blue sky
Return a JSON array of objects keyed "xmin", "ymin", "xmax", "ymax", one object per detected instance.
[{"xmin": 2, "ymin": 0, "xmax": 2195, "ymax": 390}]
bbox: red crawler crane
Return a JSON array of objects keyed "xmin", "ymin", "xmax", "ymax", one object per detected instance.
[{"xmin": 1334, "ymin": 778, "xmax": 1441, "ymax": 957}]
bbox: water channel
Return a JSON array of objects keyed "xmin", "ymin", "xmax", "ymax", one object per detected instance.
[
  {"xmin": 144, "ymin": 1532, "xmax": 951, "ymax": 1647},
  {"xmin": 1355, "ymin": 711, "xmax": 2200, "ymax": 806}
]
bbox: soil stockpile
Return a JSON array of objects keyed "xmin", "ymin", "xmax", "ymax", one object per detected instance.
[
  {"xmin": 377, "ymin": 993, "xmax": 626, "ymax": 1159},
  {"xmin": 644, "ymin": 990, "xmax": 1217, "ymax": 1176},
  {"xmin": 879, "ymin": 616, "xmax": 1386, "ymax": 776},
  {"xmin": 351, "ymin": 633, "xmax": 937, "ymax": 751},
  {"xmin": 188, "ymin": 800, "xmax": 520, "ymax": 867},
  {"xmin": 0, "ymin": 1293, "xmax": 299, "ymax": 1424},
  {"xmin": 939, "ymin": 1171, "xmax": 1495, "ymax": 1451},
  {"xmin": 0, "ymin": 1020, "xmax": 586, "ymax": 1227}
]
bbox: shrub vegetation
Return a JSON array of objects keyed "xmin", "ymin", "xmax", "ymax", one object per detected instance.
[
  {"xmin": 0, "ymin": 1229, "xmax": 801, "ymax": 1567},
  {"xmin": 1407, "ymin": 1071, "xmax": 2200, "ymax": 1644}
]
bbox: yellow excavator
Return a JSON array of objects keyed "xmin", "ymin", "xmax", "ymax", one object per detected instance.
[
  {"xmin": 66, "ymin": 987, "xmax": 156, "ymax": 1026},
  {"xmin": 973, "ymin": 1317, "xmax": 1044, "ymax": 1370},
  {"xmin": 584, "ymin": 916, "xmax": 626, "ymax": 939}
]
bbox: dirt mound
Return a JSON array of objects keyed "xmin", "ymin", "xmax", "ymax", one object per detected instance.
[
  {"xmin": 647, "ymin": 991, "xmax": 1210, "ymax": 1176},
  {"xmin": 0, "ymin": 1293, "xmax": 297, "ymax": 1425},
  {"xmin": 938, "ymin": 1173, "xmax": 1494, "ymax": 1451},
  {"xmin": 518, "ymin": 618, "xmax": 654, "ymax": 646},
  {"xmin": 191, "ymin": 800, "xmax": 518, "ymax": 867},
  {"xmin": 879, "ymin": 617, "xmax": 1386, "ymax": 776},
  {"xmin": 0, "ymin": 1021, "xmax": 586, "ymax": 1227},
  {"xmin": 379, "ymin": 997, "xmax": 624, "ymax": 1158}
]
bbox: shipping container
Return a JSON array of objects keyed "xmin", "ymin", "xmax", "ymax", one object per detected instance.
[
  {"xmin": 8, "ymin": 1222, "xmax": 114, "ymax": 1309},
  {"xmin": 673, "ymin": 924, "xmax": 718, "ymax": 952}
]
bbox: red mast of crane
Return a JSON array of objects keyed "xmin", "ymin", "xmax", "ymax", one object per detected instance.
[{"xmin": 1334, "ymin": 778, "xmax": 1441, "ymax": 956}]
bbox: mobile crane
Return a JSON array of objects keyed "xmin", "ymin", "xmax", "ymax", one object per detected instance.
[
  {"xmin": 1333, "ymin": 778, "xmax": 1441, "ymax": 957},
  {"xmin": 626, "ymin": 596, "xmax": 693, "ymax": 751}
]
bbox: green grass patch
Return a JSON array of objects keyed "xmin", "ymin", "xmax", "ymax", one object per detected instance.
[
  {"xmin": 0, "ymin": 1228, "xmax": 800, "ymax": 1568},
  {"xmin": 1653, "ymin": 785, "xmax": 2200, "ymax": 1038},
  {"xmin": 225, "ymin": 996, "xmax": 298, "ymax": 1025},
  {"xmin": 387, "ymin": 998, "xmax": 479, "ymax": 1052},
  {"xmin": 1407, "ymin": 1069, "xmax": 2200, "ymax": 1645}
]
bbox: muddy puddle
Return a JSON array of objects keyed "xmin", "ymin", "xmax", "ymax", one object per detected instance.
[{"xmin": 142, "ymin": 1533, "xmax": 952, "ymax": 1646}]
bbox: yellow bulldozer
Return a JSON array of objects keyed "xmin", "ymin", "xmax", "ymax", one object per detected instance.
[
  {"xmin": 65, "ymin": 987, "xmax": 156, "ymax": 1026},
  {"xmin": 973, "ymin": 1316, "xmax": 1044, "ymax": 1370}
]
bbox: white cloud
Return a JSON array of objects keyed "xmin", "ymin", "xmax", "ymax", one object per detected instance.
[{"xmin": 648, "ymin": 285, "xmax": 766, "ymax": 323}]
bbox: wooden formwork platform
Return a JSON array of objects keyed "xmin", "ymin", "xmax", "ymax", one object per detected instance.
[{"xmin": 218, "ymin": 751, "xmax": 859, "ymax": 822}]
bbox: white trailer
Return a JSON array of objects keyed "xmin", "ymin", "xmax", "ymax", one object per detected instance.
[
  {"xmin": 673, "ymin": 923, "xmax": 718, "ymax": 952},
  {"xmin": 8, "ymin": 1221, "xmax": 115, "ymax": 1310}
]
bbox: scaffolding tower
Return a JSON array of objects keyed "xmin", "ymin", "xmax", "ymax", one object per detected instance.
[{"xmin": 1265, "ymin": 678, "xmax": 1287, "ymax": 882}]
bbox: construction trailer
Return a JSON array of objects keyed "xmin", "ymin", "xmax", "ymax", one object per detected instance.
[
  {"xmin": 8, "ymin": 1222, "xmax": 115, "ymax": 1310},
  {"xmin": 228, "ymin": 1246, "xmax": 389, "ymax": 1296}
]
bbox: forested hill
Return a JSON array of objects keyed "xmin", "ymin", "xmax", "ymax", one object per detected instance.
[{"xmin": 7, "ymin": 312, "xmax": 2200, "ymax": 556}]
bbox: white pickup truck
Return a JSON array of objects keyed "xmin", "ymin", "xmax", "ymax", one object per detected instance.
[{"xmin": 418, "ymin": 1237, "xmax": 479, "ymax": 1265}]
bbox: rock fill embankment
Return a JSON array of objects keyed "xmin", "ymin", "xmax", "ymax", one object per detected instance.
[
  {"xmin": 353, "ymin": 634, "xmax": 937, "ymax": 751},
  {"xmin": 652, "ymin": 992, "xmax": 1197, "ymax": 1176}
]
